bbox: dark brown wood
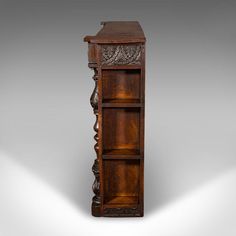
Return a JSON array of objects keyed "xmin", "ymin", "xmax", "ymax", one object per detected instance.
[
  {"xmin": 102, "ymin": 69, "xmax": 141, "ymax": 101},
  {"xmin": 84, "ymin": 21, "xmax": 145, "ymax": 44},
  {"xmin": 84, "ymin": 21, "xmax": 145, "ymax": 217}
]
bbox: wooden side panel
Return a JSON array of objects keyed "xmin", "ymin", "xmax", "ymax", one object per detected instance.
[{"xmin": 88, "ymin": 43, "xmax": 97, "ymax": 66}]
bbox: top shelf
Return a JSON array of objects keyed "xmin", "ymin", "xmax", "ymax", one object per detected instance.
[{"xmin": 84, "ymin": 21, "xmax": 146, "ymax": 44}]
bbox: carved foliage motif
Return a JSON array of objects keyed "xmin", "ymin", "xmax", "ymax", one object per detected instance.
[{"xmin": 102, "ymin": 44, "xmax": 141, "ymax": 65}]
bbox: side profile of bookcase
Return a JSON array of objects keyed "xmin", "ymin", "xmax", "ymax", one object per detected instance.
[{"xmin": 84, "ymin": 21, "xmax": 145, "ymax": 217}]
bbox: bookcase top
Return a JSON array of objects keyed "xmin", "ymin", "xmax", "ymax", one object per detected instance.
[{"xmin": 84, "ymin": 21, "xmax": 146, "ymax": 44}]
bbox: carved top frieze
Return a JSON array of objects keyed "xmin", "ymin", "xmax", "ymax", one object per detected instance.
[{"xmin": 101, "ymin": 44, "xmax": 142, "ymax": 66}]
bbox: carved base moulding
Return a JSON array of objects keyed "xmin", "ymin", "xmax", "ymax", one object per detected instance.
[
  {"xmin": 84, "ymin": 21, "xmax": 145, "ymax": 217},
  {"xmin": 103, "ymin": 207, "xmax": 141, "ymax": 217}
]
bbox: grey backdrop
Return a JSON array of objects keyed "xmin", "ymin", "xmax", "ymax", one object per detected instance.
[{"xmin": 0, "ymin": 0, "xmax": 236, "ymax": 218}]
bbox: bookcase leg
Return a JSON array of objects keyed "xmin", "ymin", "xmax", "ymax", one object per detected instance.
[{"xmin": 90, "ymin": 68, "xmax": 101, "ymax": 216}]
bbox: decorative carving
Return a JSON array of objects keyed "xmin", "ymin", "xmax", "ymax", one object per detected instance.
[
  {"xmin": 103, "ymin": 207, "xmax": 141, "ymax": 217},
  {"xmin": 102, "ymin": 44, "xmax": 141, "ymax": 65},
  {"xmin": 90, "ymin": 69, "xmax": 98, "ymax": 112},
  {"xmin": 90, "ymin": 67, "xmax": 101, "ymax": 216},
  {"xmin": 92, "ymin": 159, "xmax": 100, "ymax": 205}
]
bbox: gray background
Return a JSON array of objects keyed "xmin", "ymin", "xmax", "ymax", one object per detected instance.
[{"xmin": 0, "ymin": 0, "xmax": 236, "ymax": 235}]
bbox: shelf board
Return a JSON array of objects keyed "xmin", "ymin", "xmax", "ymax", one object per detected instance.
[
  {"xmin": 102, "ymin": 99, "xmax": 143, "ymax": 107},
  {"xmin": 103, "ymin": 149, "xmax": 141, "ymax": 159},
  {"xmin": 104, "ymin": 196, "xmax": 139, "ymax": 206}
]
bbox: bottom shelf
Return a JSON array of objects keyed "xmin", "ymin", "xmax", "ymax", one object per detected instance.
[
  {"xmin": 104, "ymin": 196, "xmax": 138, "ymax": 206},
  {"xmin": 103, "ymin": 196, "xmax": 142, "ymax": 217}
]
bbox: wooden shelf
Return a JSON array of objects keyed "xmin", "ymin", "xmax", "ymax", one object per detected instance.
[
  {"xmin": 104, "ymin": 196, "xmax": 139, "ymax": 206},
  {"xmin": 103, "ymin": 149, "xmax": 141, "ymax": 159},
  {"xmin": 102, "ymin": 99, "xmax": 143, "ymax": 107}
]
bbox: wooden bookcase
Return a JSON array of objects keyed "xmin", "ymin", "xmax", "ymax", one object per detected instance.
[{"xmin": 84, "ymin": 21, "xmax": 145, "ymax": 217}]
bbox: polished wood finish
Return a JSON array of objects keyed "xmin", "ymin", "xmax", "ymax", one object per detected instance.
[
  {"xmin": 84, "ymin": 21, "xmax": 145, "ymax": 44},
  {"xmin": 84, "ymin": 21, "xmax": 145, "ymax": 217}
]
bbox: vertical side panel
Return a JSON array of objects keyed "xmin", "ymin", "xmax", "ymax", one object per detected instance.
[
  {"xmin": 139, "ymin": 43, "xmax": 145, "ymax": 216},
  {"xmin": 97, "ymin": 44, "xmax": 104, "ymax": 216}
]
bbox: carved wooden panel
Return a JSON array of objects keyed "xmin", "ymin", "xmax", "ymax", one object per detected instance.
[{"xmin": 101, "ymin": 44, "xmax": 141, "ymax": 65}]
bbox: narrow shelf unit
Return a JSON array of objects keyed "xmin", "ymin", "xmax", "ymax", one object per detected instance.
[{"xmin": 84, "ymin": 21, "xmax": 145, "ymax": 217}]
